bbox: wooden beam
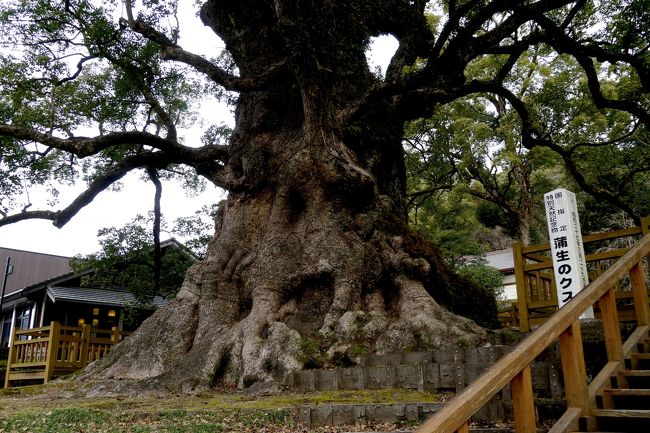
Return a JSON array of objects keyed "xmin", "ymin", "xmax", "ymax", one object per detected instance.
[
  {"xmin": 513, "ymin": 242, "xmax": 530, "ymax": 332},
  {"xmin": 599, "ymin": 287, "xmax": 624, "ymax": 362},
  {"xmin": 582, "ymin": 226, "xmax": 641, "ymax": 243},
  {"xmin": 511, "ymin": 365, "xmax": 536, "ymax": 433},
  {"xmin": 630, "ymin": 262, "xmax": 650, "ymax": 326},
  {"xmin": 559, "ymin": 321, "xmax": 590, "ymax": 410}
]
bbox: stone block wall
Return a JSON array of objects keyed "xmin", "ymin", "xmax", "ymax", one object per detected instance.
[{"xmin": 286, "ymin": 345, "xmax": 563, "ymax": 400}]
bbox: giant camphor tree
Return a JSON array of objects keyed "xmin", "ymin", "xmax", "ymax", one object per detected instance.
[{"xmin": 1, "ymin": 1, "xmax": 648, "ymax": 392}]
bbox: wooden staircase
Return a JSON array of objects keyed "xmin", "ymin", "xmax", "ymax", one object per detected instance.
[
  {"xmin": 415, "ymin": 233, "xmax": 650, "ymax": 433},
  {"xmin": 576, "ymin": 336, "xmax": 650, "ymax": 433}
]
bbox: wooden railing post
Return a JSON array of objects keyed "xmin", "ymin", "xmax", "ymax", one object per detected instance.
[
  {"xmin": 79, "ymin": 324, "xmax": 90, "ymax": 368},
  {"xmin": 3, "ymin": 323, "xmax": 18, "ymax": 389},
  {"xmin": 43, "ymin": 322, "xmax": 60, "ymax": 384},
  {"xmin": 630, "ymin": 262, "xmax": 649, "ymax": 326},
  {"xmin": 511, "ymin": 365, "xmax": 536, "ymax": 433},
  {"xmin": 111, "ymin": 326, "xmax": 120, "ymax": 345},
  {"xmin": 599, "ymin": 287, "xmax": 624, "ymax": 362},
  {"xmin": 513, "ymin": 242, "xmax": 530, "ymax": 332},
  {"xmin": 642, "ymin": 216, "xmax": 650, "ymax": 288},
  {"xmin": 559, "ymin": 321, "xmax": 590, "ymax": 410}
]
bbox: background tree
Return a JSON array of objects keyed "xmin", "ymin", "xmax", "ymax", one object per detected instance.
[
  {"xmin": 405, "ymin": 94, "xmax": 558, "ymax": 246},
  {"xmin": 1, "ymin": 1, "xmax": 648, "ymax": 393},
  {"xmin": 70, "ymin": 213, "xmax": 203, "ymax": 305},
  {"xmin": 407, "ymin": 38, "xmax": 650, "ymax": 248}
]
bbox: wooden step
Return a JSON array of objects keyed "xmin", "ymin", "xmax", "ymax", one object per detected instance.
[
  {"xmin": 602, "ymin": 388, "xmax": 650, "ymax": 409},
  {"xmin": 604, "ymin": 388, "xmax": 650, "ymax": 397},
  {"xmin": 590, "ymin": 408, "xmax": 650, "ymax": 432},
  {"xmin": 618, "ymin": 370, "xmax": 650, "ymax": 377},
  {"xmin": 630, "ymin": 352, "xmax": 650, "ymax": 369},
  {"xmin": 617, "ymin": 370, "xmax": 650, "ymax": 388},
  {"xmin": 591, "ymin": 408, "xmax": 650, "ymax": 418}
]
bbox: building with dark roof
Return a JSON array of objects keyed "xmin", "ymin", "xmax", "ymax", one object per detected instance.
[
  {"xmin": 1, "ymin": 247, "xmax": 73, "ymax": 348},
  {"xmin": 1, "ymin": 240, "xmax": 191, "ymax": 348}
]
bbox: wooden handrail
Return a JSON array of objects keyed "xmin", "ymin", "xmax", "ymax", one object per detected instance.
[
  {"xmin": 513, "ymin": 217, "xmax": 650, "ymax": 331},
  {"xmin": 4, "ymin": 322, "xmax": 131, "ymax": 388},
  {"xmin": 416, "ymin": 233, "xmax": 650, "ymax": 433},
  {"xmin": 521, "ymin": 225, "xmax": 644, "ymax": 255}
]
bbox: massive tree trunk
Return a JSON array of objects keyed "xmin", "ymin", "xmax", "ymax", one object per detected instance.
[{"xmin": 84, "ymin": 0, "xmax": 489, "ymax": 392}]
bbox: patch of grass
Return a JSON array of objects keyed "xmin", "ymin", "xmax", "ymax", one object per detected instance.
[
  {"xmin": 155, "ymin": 409, "xmax": 189, "ymax": 420},
  {"xmin": 0, "ymin": 385, "xmax": 450, "ymax": 432},
  {"xmin": 162, "ymin": 423, "xmax": 224, "ymax": 433},
  {"xmin": 127, "ymin": 427, "xmax": 152, "ymax": 433},
  {"xmin": 0, "ymin": 408, "xmax": 109, "ymax": 433}
]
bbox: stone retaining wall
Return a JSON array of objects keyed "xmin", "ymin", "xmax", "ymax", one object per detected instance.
[
  {"xmin": 287, "ymin": 345, "xmax": 566, "ymax": 427},
  {"xmin": 286, "ymin": 345, "xmax": 563, "ymax": 400},
  {"xmin": 293, "ymin": 402, "xmax": 442, "ymax": 427}
]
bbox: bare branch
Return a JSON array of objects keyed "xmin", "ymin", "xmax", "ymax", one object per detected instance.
[
  {"xmin": 0, "ymin": 148, "xmax": 229, "ymax": 229},
  {"xmin": 147, "ymin": 166, "xmax": 162, "ymax": 297},
  {"xmin": 55, "ymin": 54, "xmax": 98, "ymax": 86}
]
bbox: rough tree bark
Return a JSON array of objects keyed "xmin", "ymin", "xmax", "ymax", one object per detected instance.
[{"xmin": 84, "ymin": 0, "xmax": 488, "ymax": 392}]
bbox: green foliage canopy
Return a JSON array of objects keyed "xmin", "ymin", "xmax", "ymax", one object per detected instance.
[
  {"xmin": 0, "ymin": 0, "xmax": 648, "ymax": 249},
  {"xmin": 405, "ymin": 2, "xmax": 650, "ymax": 247}
]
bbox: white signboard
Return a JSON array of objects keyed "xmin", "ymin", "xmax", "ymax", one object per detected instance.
[{"xmin": 544, "ymin": 189, "xmax": 594, "ymax": 318}]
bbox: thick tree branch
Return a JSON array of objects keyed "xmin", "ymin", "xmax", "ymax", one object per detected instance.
[
  {"xmin": 0, "ymin": 125, "xmax": 230, "ymax": 163},
  {"xmin": 380, "ymin": 0, "xmax": 434, "ymax": 84},
  {"xmin": 0, "ymin": 148, "xmax": 229, "ymax": 229},
  {"xmin": 529, "ymin": 13, "xmax": 650, "ymax": 124},
  {"xmin": 0, "ymin": 153, "xmax": 156, "ymax": 228},
  {"xmin": 123, "ymin": 18, "xmax": 285, "ymax": 92},
  {"xmin": 465, "ymin": 79, "xmax": 643, "ymax": 222}
]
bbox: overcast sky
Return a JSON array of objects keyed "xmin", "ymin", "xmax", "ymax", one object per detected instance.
[{"xmin": 0, "ymin": 3, "xmax": 397, "ymax": 258}]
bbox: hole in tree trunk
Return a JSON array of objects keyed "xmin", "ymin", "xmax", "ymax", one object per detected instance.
[
  {"xmin": 238, "ymin": 295, "xmax": 252, "ymax": 320},
  {"xmin": 284, "ymin": 281, "xmax": 334, "ymax": 337},
  {"xmin": 286, "ymin": 188, "xmax": 306, "ymax": 224},
  {"xmin": 210, "ymin": 350, "xmax": 231, "ymax": 387}
]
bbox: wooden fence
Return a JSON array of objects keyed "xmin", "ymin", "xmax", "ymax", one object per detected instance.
[
  {"xmin": 415, "ymin": 231, "xmax": 650, "ymax": 433},
  {"xmin": 512, "ymin": 217, "xmax": 650, "ymax": 332},
  {"xmin": 4, "ymin": 322, "xmax": 129, "ymax": 388}
]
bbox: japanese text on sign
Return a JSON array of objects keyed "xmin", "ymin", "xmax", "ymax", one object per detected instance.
[{"xmin": 544, "ymin": 189, "xmax": 593, "ymax": 318}]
